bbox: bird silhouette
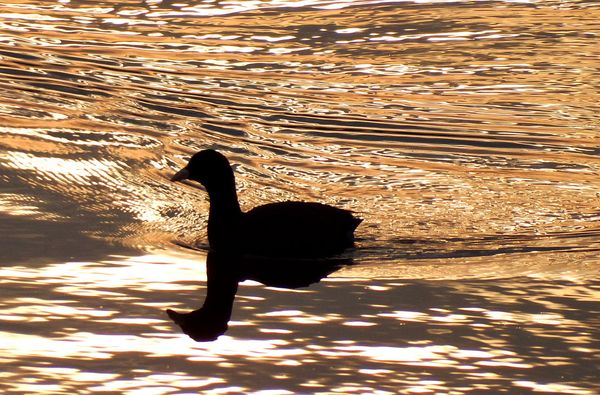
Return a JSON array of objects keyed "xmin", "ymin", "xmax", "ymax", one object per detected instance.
[{"xmin": 171, "ymin": 149, "xmax": 361, "ymax": 258}]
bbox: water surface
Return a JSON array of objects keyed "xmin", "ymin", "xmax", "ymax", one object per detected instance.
[{"xmin": 1, "ymin": 0, "xmax": 599, "ymax": 393}]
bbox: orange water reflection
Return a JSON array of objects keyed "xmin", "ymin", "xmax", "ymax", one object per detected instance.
[
  {"xmin": 1, "ymin": 0, "xmax": 600, "ymax": 393},
  {"xmin": 1, "ymin": 249, "xmax": 598, "ymax": 393}
]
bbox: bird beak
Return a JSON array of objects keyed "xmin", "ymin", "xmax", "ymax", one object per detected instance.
[{"xmin": 171, "ymin": 168, "xmax": 190, "ymax": 182}]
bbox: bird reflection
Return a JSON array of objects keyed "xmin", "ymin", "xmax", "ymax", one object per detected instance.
[{"xmin": 167, "ymin": 251, "xmax": 351, "ymax": 341}]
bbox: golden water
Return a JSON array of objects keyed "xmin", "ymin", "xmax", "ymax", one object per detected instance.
[{"xmin": 1, "ymin": 0, "xmax": 599, "ymax": 393}]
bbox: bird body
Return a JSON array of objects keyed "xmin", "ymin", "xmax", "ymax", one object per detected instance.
[
  {"xmin": 219, "ymin": 201, "xmax": 360, "ymax": 258},
  {"xmin": 171, "ymin": 149, "xmax": 361, "ymax": 258}
]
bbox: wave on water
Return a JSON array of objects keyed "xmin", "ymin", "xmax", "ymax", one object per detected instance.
[{"xmin": 1, "ymin": 0, "xmax": 600, "ymax": 279}]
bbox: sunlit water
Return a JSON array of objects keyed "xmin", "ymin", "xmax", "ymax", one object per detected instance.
[{"xmin": 1, "ymin": 0, "xmax": 599, "ymax": 393}]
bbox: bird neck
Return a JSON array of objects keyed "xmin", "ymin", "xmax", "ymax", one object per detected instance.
[{"xmin": 206, "ymin": 177, "xmax": 242, "ymax": 220}]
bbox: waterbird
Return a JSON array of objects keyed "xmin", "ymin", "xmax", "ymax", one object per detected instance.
[{"xmin": 171, "ymin": 149, "xmax": 362, "ymax": 258}]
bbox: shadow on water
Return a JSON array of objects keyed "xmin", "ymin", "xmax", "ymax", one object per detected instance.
[
  {"xmin": 167, "ymin": 250, "xmax": 352, "ymax": 341},
  {"xmin": 0, "ymin": 190, "xmax": 139, "ymax": 266}
]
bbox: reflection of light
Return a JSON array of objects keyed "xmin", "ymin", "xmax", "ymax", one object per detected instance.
[
  {"xmin": 188, "ymin": 338, "xmax": 307, "ymax": 361},
  {"xmin": 377, "ymin": 310, "xmax": 428, "ymax": 322},
  {"xmin": 430, "ymin": 313, "xmax": 469, "ymax": 323},
  {"xmin": 106, "ymin": 318, "xmax": 164, "ymax": 325},
  {"xmin": 91, "ymin": 376, "xmax": 224, "ymax": 393},
  {"xmin": 3, "ymin": 150, "xmax": 117, "ymax": 186},
  {"xmin": 269, "ymin": 47, "xmax": 306, "ymax": 55},
  {"xmin": 251, "ymin": 35, "xmax": 295, "ymax": 42},
  {"xmin": 325, "ymin": 345, "xmax": 459, "ymax": 365},
  {"xmin": 103, "ymin": 17, "xmax": 165, "ymax": 26},
  {"xmin": 0, "ymin": 193, "xmax": 46, "ymax": 216},
  {"xmin": 260, "ymin": 310, "xmax": 304, "ymax": 317},
  {"xmin": 0, "ymin": 298, "xmax": 116, "ymax": 322},
  {"xmin": 9, "ymin": 384, "xmax": 62, "ymax": 393},
  {"xmin": 259, "ymin": 328, "xmax": 292, "ymax": 334},
  {"xmin": 452, "ymin": 349, "xmax": 494, "ymax": 359},
  {"xmin": 0, "ymin": 12, "xmax": 62, "ymax": 21},
  {"xmin": 21, "ymin": 366, "xmax": 118, "ymax": 383},
  {"xmin": 203, "ymin": 385, "xmax": 246, "ymax": 394},
  {"xmin": 342, "ymin": 321, "xmax": 376, "ymax": 327},
  {"xmin": 358, "ymin": 368, "xmax": 392, "ymax": 375},
  {"xmin": 336, "ymin": 28, "xmax": 363, "ymax": 34},
  {"xmin": 485, "ymin": 310, "xmax": 571, "ymax": 326},
  {"xmin": 0, "ymin": 251, "xmax": 206, "ymax": 316},
  {"xmin": 277, "ymin": 359, "xmax": 301, "ymax": 366},
  {"xmin": 514, "ymin": 380, "xmax": 594, "ymax": 395},
  {"xmin": 477, "ymin": 360, "xmax": 530, "ymax": 369},
  {"xmin": 182, "ymin": 44, "xmax": 261, "ymax": 54},
  {"xmin": 258, "ymin": 309, "xmax": 340, "ymax": 325}
]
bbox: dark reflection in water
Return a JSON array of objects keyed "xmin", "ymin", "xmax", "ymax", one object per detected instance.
[
  {"xmin": 167, "ymin": 251, "xmax": 350, "ymax": 341},
  {"xmin": 0, "ymin": 249, "xmax": 598, "ymax": 394}
]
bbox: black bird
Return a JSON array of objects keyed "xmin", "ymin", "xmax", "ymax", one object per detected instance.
[{"xmin": 171, "ymin": 149, "xmax": 362, "ymax": 258}]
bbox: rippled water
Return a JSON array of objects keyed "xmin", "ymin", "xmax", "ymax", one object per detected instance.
[{"xmin": 1, "ymin": 0, "xmax": 600, "ymax": 393}]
